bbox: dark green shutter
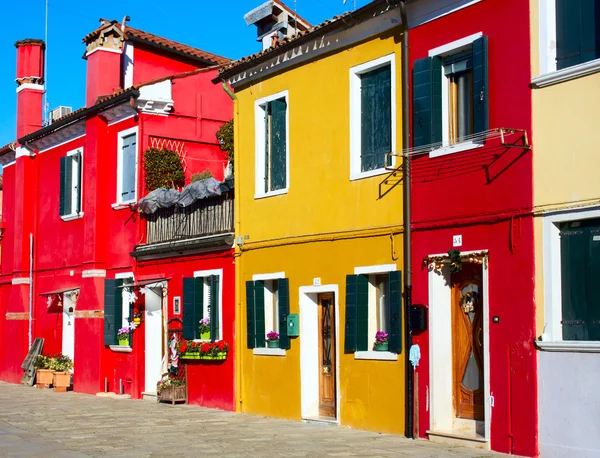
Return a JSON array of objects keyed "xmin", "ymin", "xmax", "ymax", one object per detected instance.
[
  {"xmin": 277, "ymin": 278, "xmax": 290, "ymax": 350},
  {"xmin": 254, "ymin": 281, "xmax": 266, "ymax": 347},
  {"xmin": 356, "ymin": 275, "xmax": 369, "ymax": 351},
  {"xmin": 270, "ymin": 98, "xmax": 287, "ymax": 191},
  {"xmin": 75, "ymin": 151, "xmax": 82, "ymax": 213},
  {"xmin": 182, "ymin": 277, "xmax": 195, "ymax": 340},
  {"xmin": 210, "ymin": 275, "xmax": 219, "ymax": 341},
  {"xmin": 556, "ymin": 0, "xmax": 600, "ymax": 70},
  {"xmin": 59, "ymin": 156, "xmax": 67, "ymax": 216},
  {"xmin": 103, "ymin": 279, "xmax": 123, "ymax": 346},
  {"xmin": 413, "ymin": 57, "xmax": 442, "ymax": 148},
  {"xmin": 246, "ymin": 281, "xmax": 256, "ymax": 349},
  {"xmin": 361, "ymin": 65, "xmax": 392, "ymax": 171},
  {"xmin": 472, "ymin": 36, "xmax": 488, "ymax": 135},
  {"xmin": 345, "ymin": 275, "xmax": 358, "ymax": 352},
  {"xmin": 388, "ymin": 271, "xmax": 403, "ymax": 353}
]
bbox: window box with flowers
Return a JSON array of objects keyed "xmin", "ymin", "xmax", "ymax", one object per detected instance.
[{"xmin": 177, "ymin": 339, "xmax": 229, "ymax": 361}]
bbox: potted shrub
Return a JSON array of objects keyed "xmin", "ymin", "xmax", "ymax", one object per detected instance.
[
  {"xmin": 34, "ymin": 355, "xmax": 53, "ymax": 389},
  {"xmin": 374, "ymin": 331, "xmax": 389, "ymax": 351},
  {"xmin": 199, "ymin": 317, "xmax": 210, "ymax": 340},
  {"xmin": 50, "ymin": 353, "xmax": 73, "ymax": 392},
  {"xmin": 266, "ymin": 331, "xmax": 280, "ymax": 349},
  {"xmin": 117, "ymin": 325, "xmax": 131, "ymax": 346}
]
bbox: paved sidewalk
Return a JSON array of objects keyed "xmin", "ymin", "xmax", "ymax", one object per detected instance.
[{"xmin": 0, "ymin": 382, "xmax": 502, "ymax": 457}]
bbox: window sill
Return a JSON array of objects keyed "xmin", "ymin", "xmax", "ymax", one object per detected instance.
[
  {"xmin": 60, "ymin": 212, "xmax": 84, "ymax": 221},
  {"xmin": 111, "ymin": 202, "xmax": 136, "ymax": 210},
  {"xmin": 109, "ymin": 345, "xmax": 133, "ymax": 353},
  {"xmin": 535, "ymin": 340, "xmax": 600, "ymax": 353},
  {"xmin": 354, "ymin": 351, "xmax": 398, "ymax": 361},
  {"xmin": 254, "ymin": 188, "xmax": 288, "ymax": 200},
  {"xmin": 350, "ymin": 167, "xmax": 392, "ymax": 181},
  {"xmin": 532, "ymin": 58, "xmax": 600, "ymax": 88},
  {"xmin": 253, "ymin": 347, "xmax": 286, "ymax": 356},
  {"xmin": 429, "ymin": 141, "xmax": 483, "ymax": 158}
]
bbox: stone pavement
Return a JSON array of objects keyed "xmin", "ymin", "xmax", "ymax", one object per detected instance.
[{"xmin": 0, "ymin": 382, "xmax": 503, "ymax": 458}]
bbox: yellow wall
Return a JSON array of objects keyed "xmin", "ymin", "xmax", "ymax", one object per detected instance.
[
  {"xmin": 531, "ymin": 1, "xmax": 600, "ymax": 335},
  {"xmin": 233, "ymin": 28, "xmax": 406, "ymax": 434}
]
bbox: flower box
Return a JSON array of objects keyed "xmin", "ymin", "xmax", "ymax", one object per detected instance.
[
  {"xmin": 199, "ymin": 352, "xmax": 227, "ymax": 360},
  {"xmin": 36, "ymin": 369, "xmax": 53, "ymax": 389},
  {"xmin": 180, "ymin": 352, "xmax": 200, "ymax": 360},
  {"xmin": 157, "ymin": 385, "xmax": 186, "ymax": 405}
]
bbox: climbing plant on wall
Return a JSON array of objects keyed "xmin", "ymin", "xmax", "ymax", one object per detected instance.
[
  {"xmin": 216, "ymin": 119, "xmax": 234, "ymax": 169},
  {"xmin": 144, "ymin": 147, "xmax": 185, "ymax": 191}
]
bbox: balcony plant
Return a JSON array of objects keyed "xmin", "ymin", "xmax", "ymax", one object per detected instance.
[
  {"xmin": 266, "ymin": 331, "xmax": 280, "ymax": 349},
  {"xmin": 374, "ymin": 331, "xmax": 389, "ymax": 351},
  {"xmin": 34, "ymin": 355, "xmax": 53, "ymax": 388},
  {"xmin": 49, "ymin": 353, "xmax": 73, "ymax": 392},
  {"xmin": 199, "ymin": 317, "xmax": 210, "ymax": 340}
]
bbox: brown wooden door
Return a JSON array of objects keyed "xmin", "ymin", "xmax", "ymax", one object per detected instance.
[
  {"xmin": 452, "ymin": 264, "xmax": 484, "ymax": 420},
  {"xmin": 318, "ymin": 293, "xmax": 336, "ymax": 418}
]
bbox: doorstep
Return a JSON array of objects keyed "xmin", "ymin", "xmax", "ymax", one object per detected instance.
[
  {"xmin": 142, "ymin": 391, "xmax": 157, "ymax": 402},
  {"xmin": 426, "ymin": 430, "xmax": 488, "ymax": 449},
  {"xmin": 303, "ymin": 416, "xmax": 338, "ymax": 426}
]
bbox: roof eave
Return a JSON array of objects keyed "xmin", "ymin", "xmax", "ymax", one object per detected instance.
[{"xmin": 127, "ymin": 35, "xmax": 226, "ymax": 66}]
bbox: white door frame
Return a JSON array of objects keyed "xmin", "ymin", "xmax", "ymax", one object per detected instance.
[
  {"xmin": 143, "ymin": 283, "xmax": 165, "ymax": 394},
  {"xmin": 62, "ymin": 292, "xmax": 76, "ymax": 368},
  {"xmin": 299, "ymin": 284, "xmax": 340, "ymax": 423},
  {"xmin": 427, "ymin": 250, "xmax": 491, "ymax": 443}
]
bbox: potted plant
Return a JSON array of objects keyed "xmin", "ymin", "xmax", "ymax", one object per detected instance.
[
  {"xmin": 117, "ymin": 325, "xmax": 131, "ymax": 346},
  {"xmin": 34, "ymin": 355, "xmax": 53, "ymax": 389},
  {"xmin": 132, "ymin": 308, "xmax": 143, "ymax": 326},
  {"xmin": 374, "ymin": 331, "xmax": 389, "ymax": 351},
  {"xmin": 199, "ymin": 317, "xmax": 210, "ymax": 340},
  {"xmin": 266, "ymin": 331, "xmax": 280, "ymax": 349},
  {"xmin": 49, "ymin": 353, "xmax": 73, "ymax": 392}
]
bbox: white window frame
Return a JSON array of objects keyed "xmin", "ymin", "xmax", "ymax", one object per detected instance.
[
  {"xmin": 115, "ymin": 272, "xmax": 135, "ymax": 331},
  {"xmin": 252, "ymin": 271, "xmax": 286, "ymax": 355},
  {"xmin": 349, "ymin": 54, "xmax": 397, "ymax": 181},
  {"xmin": 533, "ymin": 0, "xmax": 600, "ymax": 87},
  {"xmin": 115, "ymin": 126, "xmax": 139, "ymax": 206},
  {"xmin": 193, "ymin": 268, "xmax": 224, "ymax": 341},
  {"xmin": 540, "ymin": 207, "xmax": 600, "ymax": 352},
  {"xmin": 427, "ymin": 32, "xmax": 484, "ymax": 158},
  {"xmin": 61, "ymin": 147, "xmax": 84, "ymax": 221},
  {"xmin": 254, "ymin": 91, "xmax": 290, "ymax": 199},
  {"xmin": 353, "ymin": 264, "xmax": 398, "ymax": 361}
]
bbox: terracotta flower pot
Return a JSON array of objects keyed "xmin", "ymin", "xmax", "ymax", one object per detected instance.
[
  {"xmin": 53, "ymin": 372, "xmax": 71, "ymax": 392},
  {"xmin": 36, "ymin": 369, "xmax": 53, "ymax": 389}
]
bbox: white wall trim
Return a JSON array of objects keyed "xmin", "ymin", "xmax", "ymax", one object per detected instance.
[
  {"xmin": 38, "ymin": 135, "xmax": 85, "ymax": 154},
  {"xmin": 252, "ymin": 272, "xmax": 286, "ymax": 281},
  {"xmin": 16, "ymin": 83, "xmax": 45, "ymax": 93},
  {"xmin": 254, "ymin": 90, "xmax": 290, "ymax": 199},
  {"xmin": 12, "ymin": 277, "xmax": 31, "ymax": 285},
  {"xmin": 428, "ymin": 32, "xmax": 482, "ymax": 57},
  {"xmin": 123, "ymin": 42, "xmax": 134, "ymax": 89},
  {"xmin": 15, "ymin": 146, "xmax": 35, "ymax": 158},
  {"xmin": 115, "ymin": 272, "xmax": 134, "ymax": 280},
  {"xmin": 86, "ymin": 46, "xmax": 122, "ymax": 57},
  {"xmin": 109, "ymin": 345, "xmax": 133, "ymax": 353},
  {"xmin": 107, "ymin": 114, "xmax": 136, "ymax": 127},
  {"xmin": 536, "ymin": 341, "xmax": 600, "ymax": 353},
  {"xmin": 538, "ymin": 0, "xmax": 557, "ymax": 76},
  {"xmin": 3, "ymin": 160, "xmax": 16, "ymax": 168},
  {"xmin": 349, "ymin": 53, "xmax": 396, "ymax": 181},
  {"xmin": 82, "ymin": 269, "xmax": 106, "ymax": 278},
  {"xmin": 354, "ymin": 351, "xmax": 398, "ymax": 361},
  {"xmin": 354, "ymin": 264, "xmax": 397, "ymax": 275},
  {"xmin": 60, "ymin": 212, "xmax": 84, "ymax": 222},
  {"xmin": 253, "ymin": 347, "xmax": 287, "ymax": 356},
  {"xmin": 532, "ymin": 58, "xmax": 600, "ymax": 88},
  {"xmin": 115, "ymin": 126, "xmax": 139, "ymax": 205}
]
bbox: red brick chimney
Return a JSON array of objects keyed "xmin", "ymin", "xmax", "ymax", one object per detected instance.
[
  {"xmin": 84, "ymin": 21, "xmax": 124, "ymax": 107},
  {"xmin": 15, "ymin": 39, "xmax": 45, "ymax": 139}
]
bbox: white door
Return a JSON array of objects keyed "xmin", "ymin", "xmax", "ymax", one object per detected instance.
[
  {"xmin": 145, "ymin": 287, "xmax": 163, "ymax": 393},
  {"xmin": 62, "ymin": 295, "xmax": 75, "ymax": 366}
]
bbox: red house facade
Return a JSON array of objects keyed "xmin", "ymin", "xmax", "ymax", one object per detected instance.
[
  {"xmin": 0, "ymin": 20, "xmax": 235, "ymax": 410},
  {"xmin": 408, "ymin": 1, "xmax": 537, "ymax": 456}
]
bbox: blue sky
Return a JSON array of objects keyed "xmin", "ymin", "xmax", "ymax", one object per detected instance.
[{"xmin": 1, "ymin": 0, "xmax": 368, "ymax": 147}]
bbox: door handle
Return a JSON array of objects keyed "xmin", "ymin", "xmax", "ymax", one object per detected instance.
[{"xmin": 477, "ymin": 328, "xmax": 483, "ymax": 347}]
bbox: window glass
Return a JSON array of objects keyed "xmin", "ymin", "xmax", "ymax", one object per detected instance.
[
  {"xmin": 121, "ymin": 133, "xmax": 137, "ymax": 202},
  {"xmin": 375, "ymin": 274, "xmax": 390, "ymax": 334}
]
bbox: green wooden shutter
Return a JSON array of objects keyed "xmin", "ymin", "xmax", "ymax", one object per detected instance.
[
  {"xmin": 75, "ymin": 151, "xmax": 82, "ymax": 213},
  {"xmin": 182, "ymin": 277, "xmax": 195, "ymax": 340},
  {"xmin": 270, "ymin": 98, "xmax": 287, "ymax": 191},
  {"xmin": 195, "ymin": 277, "xmax": 204, "ymax": 339},
  {"xmin": 246, "ymin": 281, "xmax": 256, "ymax": 349},
  {"xmin": 254, "ymin": 281, "xmax": 266, "ymax": 347},
  {"xmin": 345, "ymin": 275, "xmax": 358, "ymax": 352},
  {"xmin": 103, "ymin": 279, "xmax": 123, "ymax": 346},
  {"xmin": 356, "ymin": 275, "xmax": 369, "ymax": 351},
  {"xmin": 210, "ymin": 275, "xmax": 219, "ymax": 341},
  {"xmin": 472, "ymin": 36, "xmax": 488, "ymax": 135},
  {"xmin": 388, "ymin": 270, "xmax": 403, "ymax": 353},
  {"xmin": 360, "ymin": 65, "xmax": 392, "ymax": 171},
  {"xmin": 413, "ymin": 57, "xmax": 442, "ymax": 148},
  {"xmin": 59, "ymin": 156, "xmax": 65, "ymax": 216},
  {"xmin": 556, "ymin": 0, "xmax": 600, "ymax": 69},
  {"xmin": 277, "ymin": 278, "xmax": 290, "ymax": 350}
]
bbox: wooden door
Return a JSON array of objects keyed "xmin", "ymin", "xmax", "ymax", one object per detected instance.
[
  {"xmin": 318, "ymin": 293, "xmax": 336, "ymax": 418},
  {"xmin": 452, "ymin": 264, "xmax": 484, "ymax": 420}
]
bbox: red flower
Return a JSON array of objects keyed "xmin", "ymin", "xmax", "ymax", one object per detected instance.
[
  {"xmin": 179, "ymin": 342, "xmax": 188, "ymax": 354},
  {"xmin": 201, "ymin": 343, "xmax": 211, "ymax": 353}
]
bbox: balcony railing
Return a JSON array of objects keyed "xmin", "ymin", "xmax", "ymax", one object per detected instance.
[{"xmin": 142, "ymin": 191, "xmax": 234, "ymax": 246}]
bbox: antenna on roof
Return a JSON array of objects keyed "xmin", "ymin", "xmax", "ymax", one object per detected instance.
[{"xmin": 43, "ymin": 0, "xmax": 49, "ymax": 125}]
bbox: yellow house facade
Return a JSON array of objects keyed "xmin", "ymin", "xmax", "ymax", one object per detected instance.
[
  {"xmin": 531, "ymin": 1, "xmax": 600, "ymax": 456},
  {"xmin": 220, "ymin": 2, "xmax": 406, "ymax": 434}
]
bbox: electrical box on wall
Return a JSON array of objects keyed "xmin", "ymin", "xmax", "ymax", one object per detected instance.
[
  {"xmin": 287, "ymin": 313, "xmax": 299, "ymax": 337},
  {"xmin": 410, "ymin": 305, "xmax": 427, "ymax": 332}
]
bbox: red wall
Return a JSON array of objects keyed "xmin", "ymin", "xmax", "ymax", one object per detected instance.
[
  {"xmin": 409, "ymin": 1, "xmax": 537, "ymax": 456},
  {"xmin": 132, "ymin": 44, "xmax": 203, "ymax": 86}
]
